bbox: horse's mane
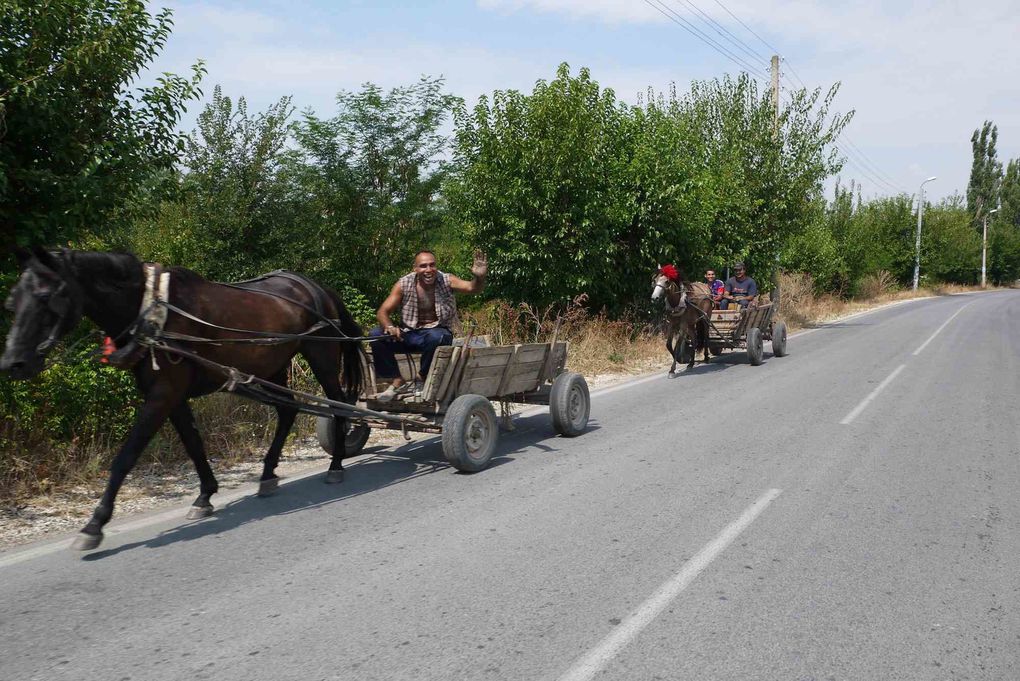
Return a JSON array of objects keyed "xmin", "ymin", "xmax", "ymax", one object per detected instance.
[{"xmin": 63, "ymin": 251, "xmax": 143, "ymax": 295}]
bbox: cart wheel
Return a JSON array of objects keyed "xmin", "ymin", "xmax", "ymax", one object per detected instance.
[
  {"xmin": 709, "ymin": 343, "xmax": 724, "ymax": 357},
  {"xmin": 746, "ymin": 327, "xmax": 765, "ymax": 366},
  {"xmin": 316, "ymin": 417, "xmax": 371, "ymax": 457},
  {"xmin": 772, "ymin": 321, "xmax": 789, "ymax": 357},
  {"xmin": 442, "ymin": 394, "xmax": 498, "ymax": 472},
  {"xmin": 550, "ymin": 372, "xmax": 590, "ymax": 437}
]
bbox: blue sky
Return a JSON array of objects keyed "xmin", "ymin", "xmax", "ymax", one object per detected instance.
[{"xmin": 146, "ymin": 0, "xmax": 1020, "ymax": 203}]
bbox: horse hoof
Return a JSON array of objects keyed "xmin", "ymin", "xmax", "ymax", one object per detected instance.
[
  {"xmin": 186, "ymin": 504, "xmax": 214, "ymax": 520},
  {"xmin": 71, "ymin": 532, "xmax": 103, "ymax": 551},
  {"xmin": 257, "ymin": 478, "xmax": 279, "ymax": 497},
  {"xmin": 325, "ymin": 470, "xmax": 344, "ymax": 484},
  {"xmin": 667, "ymin": 372, "xmax": 678, "ymax": 379}
]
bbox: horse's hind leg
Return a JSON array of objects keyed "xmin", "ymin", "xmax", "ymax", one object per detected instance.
[
  {"xmin": 302, "ymin": 348, "xmax": 349, "ymax": 483},
  {"xmin": 258, "ymin": 370, "xmax": 297, "ymax": 496},
  {"xmin": 169, "ymin": 402, "xmax": 219, "ymax": 519}
]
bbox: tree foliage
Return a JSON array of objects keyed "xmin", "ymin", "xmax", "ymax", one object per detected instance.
[
  {"xmin": 0, "ymin": 0, "xmax": 203, "ymax": 255},
  {"xmin": 449, "ymin": 64, "xmax": 850, "ymax": 310},
  {"xmin": 967, "ymin": 120, "xmax": 1002, "ymax": 223}
]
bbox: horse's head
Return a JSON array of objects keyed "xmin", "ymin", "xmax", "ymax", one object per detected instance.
[
  {"xmin": 2, "ymin": 247, "xmax": 84, "ymax": 380},
  {"xmin": 651, "ymin": 264, "xmax": 685, "ymax": 306}
]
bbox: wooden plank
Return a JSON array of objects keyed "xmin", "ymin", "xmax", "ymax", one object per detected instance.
[
  {"xmin": 460, "ymin": 346, "xmax": 516, "ymax": 368},
  {"xmin": 493, "ymin": 345, "xmax": 522, "ymax": 397},
  {"xmin": 458, "ymin": 365, "xmax": 506, "ymax": 397},
  {"xmin": 435, "ymin": 346, "xmax": 462, "ymax": 403},
  {"xmin": 421, "ymin": 346, "xmax": 454, "ymax": 402}
]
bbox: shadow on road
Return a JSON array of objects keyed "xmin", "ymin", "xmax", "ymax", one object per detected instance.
[{"xmin": 82, "ymin": 411, "xmax": 599, "ymax": 561}]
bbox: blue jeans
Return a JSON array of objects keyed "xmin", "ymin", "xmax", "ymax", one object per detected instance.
[{"xmin": 368, "ymin": 326, "xmax": 453, "ymax": 380}]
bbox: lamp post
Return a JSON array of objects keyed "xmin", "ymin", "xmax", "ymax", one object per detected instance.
[
  {"xmin": 912, "ymin": 176, "xmax": 937, "ymax": 291},
  {"xmin": 982, "ymin": 208, "xmax": 999, "ymax": 288}
]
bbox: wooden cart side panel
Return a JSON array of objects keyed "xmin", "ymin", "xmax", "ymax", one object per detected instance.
[
  {"xmin": 456, "ymin": 346, "xmax": 516, "ymax": 397},
  {"xmin": 421, "ymin": 345, "xmax": 455, "ymax": 402},
  {"xmin": 498, "ymin": 343, "xmax": 556, "ymax": 395}
]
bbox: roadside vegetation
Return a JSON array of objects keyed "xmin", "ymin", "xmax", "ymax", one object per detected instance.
[{"xmin": 2, "ymin": 1, "xmax": 1019, "ymax": 506}]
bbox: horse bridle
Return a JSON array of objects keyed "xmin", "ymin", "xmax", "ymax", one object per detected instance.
[
  {"xmin": 7, "ymin": 270, "xmax": 81, "ymax": 356},
  {"xmin": 654, "ymin": 277, "xmax": 688, "ymax": 315}
]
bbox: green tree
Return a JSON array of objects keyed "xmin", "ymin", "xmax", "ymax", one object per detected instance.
[
  {"xmin": 296, "ymin": 77, "xmax": 461, "ymax": 301},
  {"xmin": 0, "ymin": 0, "xmax": 203, "ymax": 255},
  {"xmin": 449, "ymin": 64, "xmax": 635, "ymax": 309},
  {"xmin": 966, "ymin": 120, "xmax": 1003, "ymax": 224},
  {"xmin": 1000, "ymin": 159, "xmax": 1020, "ymax": 228},
  {"xmin": 128, "ymin": 86, "xmax": 310, "ymax": 281}
]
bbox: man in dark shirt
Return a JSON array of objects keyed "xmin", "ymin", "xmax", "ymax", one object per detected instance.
[{"xmin": 721, "ymin": 262, "xmax": 757, "ymax": 310}]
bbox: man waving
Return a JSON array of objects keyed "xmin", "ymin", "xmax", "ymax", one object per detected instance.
[{"xmin": 369, "ymin": 250, "xmax": 487, "ymax": 401}]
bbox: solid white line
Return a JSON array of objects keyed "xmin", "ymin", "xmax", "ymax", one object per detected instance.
[
  {"xmin": 912, "ymin": 300, "xmax": 976, "ymax": 356},
  {"xmin": 556, "ymin": 488, "xmax": 783, "ymax": 681},
  {"xmin": 839, "ymin": 364, "xmax": 907, "ymax": 425}
]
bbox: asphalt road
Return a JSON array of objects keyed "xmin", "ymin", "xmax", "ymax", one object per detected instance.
[{"xmin": 3, "ymin": 291, "xmax": 1019, "ymax": 681}]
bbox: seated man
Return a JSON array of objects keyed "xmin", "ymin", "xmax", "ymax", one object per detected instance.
[
  {"xmin": 370, "ymin": 249, "xmax": 487, "ymax": 401},
  {"xmin": 720, "ymin": 262, "xmax": 757, "ymax": 310},
  {"xmin": 705, "ymin": 268, "xmax": 725, "ymax": 307}
]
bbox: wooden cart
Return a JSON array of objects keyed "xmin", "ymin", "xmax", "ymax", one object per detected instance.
[
  {"xmin": 703, "ymin": 303, "xmax": 788, "ymax": 365},
  {"xmin": 316, "ymin": 338, "xmax": 591, "ymax": 472}
]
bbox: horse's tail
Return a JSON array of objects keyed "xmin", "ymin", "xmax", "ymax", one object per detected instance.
[{"xmin": 323, "ymin": 287, "xmax": 364, "ymax": 403}]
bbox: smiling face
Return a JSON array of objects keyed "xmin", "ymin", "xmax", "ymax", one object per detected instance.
[
  {"xmin": 1, "ymin": 253, "xmax": 80, "ymax": 380},
  {"xmin": 414, "ymin": 251, "xmax": 438, "ymax": 286}
]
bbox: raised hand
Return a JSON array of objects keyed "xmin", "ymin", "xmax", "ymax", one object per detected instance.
[{"xmin": 471, "ymin": 250, "xmax": 488, "ymax": 279}]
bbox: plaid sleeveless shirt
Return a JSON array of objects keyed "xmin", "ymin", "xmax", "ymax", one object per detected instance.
[{"xmin": 399, "ymin": 271, "xmax": 457, "ymax": 329}]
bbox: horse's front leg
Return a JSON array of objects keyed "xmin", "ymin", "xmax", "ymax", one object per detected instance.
[
  {"xmin": 73, "ymin": 385, "xmax": 184, "ymax": 551},
  {"xmin": 685, "ymin": 323, "xmax": 696, "ymax": 370},
  {"xmin": 169, "ymin": 402, "xmax": 219, "ymax": 519},
  {"xmin": 666, "ymin": 327, "xmax": 679, "ymax": 378}
]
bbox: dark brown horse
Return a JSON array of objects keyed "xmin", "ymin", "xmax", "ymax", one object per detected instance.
[
  {"xmin": 1, "ymin": 247, "xmax": 363, "ymax": 550},
  {"xmin": 651, "ymin": 266, "xmax": 713, "ymax": 377}
]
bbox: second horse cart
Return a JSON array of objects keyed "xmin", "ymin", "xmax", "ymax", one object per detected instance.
[{"xmin": 702, "ymin": 302, "xmax": 788, "ymax": 365}]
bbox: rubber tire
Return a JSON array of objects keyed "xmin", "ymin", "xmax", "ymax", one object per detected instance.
[
  {"xmin": 772, "ymin": 321, "xmax": 788, "ymax": 357},
  {"xmin": 550, "ymin": 372, "xmax": 590, "ymax": 437},
  {"xmin": 709, "ymin": 344, "xmax": 724, "ymax": 357},
  {"xmin": 442, "ymin": 394, "xmax": 498, "ymax": 472},
  {"xmin": 316, "ymin": 417, "xmax": 371, "ymax": 457},
  {"xmin": 746, "ymin": 327, "xmax": 765, "ymax": 366}
]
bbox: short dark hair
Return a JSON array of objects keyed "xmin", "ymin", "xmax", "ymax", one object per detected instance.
[
  {"xmin": 414, "ymin": 250, "xmax": 436, "ymax": 262},
  {"xmin": 733, "ymin": 261, "xmax": 746, "ymax": 270}
]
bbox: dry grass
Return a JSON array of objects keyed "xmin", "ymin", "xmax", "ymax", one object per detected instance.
[{"xmin": 461, "ymin": 295, "xmax": 663, "ymax": 378}]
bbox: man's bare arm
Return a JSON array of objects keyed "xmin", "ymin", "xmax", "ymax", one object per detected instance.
[
  {"xmin": 376, "ymin": 282, "xmax": 404, "ymax": 338},
  {"xmin": 449, "ymin": 250, "xmax": 488, "ymax": 294}
]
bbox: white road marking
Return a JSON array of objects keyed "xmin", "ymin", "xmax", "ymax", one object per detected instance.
[
  {"xmin": 556, "ymin": 488, "xmax": 783, "ymax": 681},
  {"xmin": 912, "ymin": 300, "xmax": 976, "ymax": 356},
  {"xmin": 840, "ymin": 364, "xmax": 907, "ymax": 425}
]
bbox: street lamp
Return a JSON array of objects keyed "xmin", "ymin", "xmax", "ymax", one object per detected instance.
[
  {"xmin": 982, "ymin": 208, "xmax": 999, "ymax": 288},
  {"xmin": 912, "ymin": 176, "xmax": 937, "ymax": 291}
]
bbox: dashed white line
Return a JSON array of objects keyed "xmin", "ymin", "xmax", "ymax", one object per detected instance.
[
  {"xmin": 555, "ymin": 488, "xmax": 783, "ymax": 681},
  {"xmin": 912, "ymin": 300, "xmax": 976, "ymax": 356},
  {"xmin": 840, "ymin": 364, "xmax": 907, "ymax": 425}
]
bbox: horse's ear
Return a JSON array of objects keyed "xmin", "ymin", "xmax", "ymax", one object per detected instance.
[{"xmin": 14, "ymin": 246, "xmax": 32, "ymax": 266}]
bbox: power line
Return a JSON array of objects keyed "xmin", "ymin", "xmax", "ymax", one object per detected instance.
[
  {"xmin": 643, "ymin": 0, "xmax": 768, "ymax": 80},
  {"xmin": 667, "ymin": 0, "xmax": 770, "ymax": 66},
  {"xmin": 711, "ymin": 0, "xmax": 781, "ymax": 55}
]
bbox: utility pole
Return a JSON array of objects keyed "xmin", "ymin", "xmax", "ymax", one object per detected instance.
[
  {"xmin": 982, "ymin": 208, "xmax": 999, "ymax": 288},
  {"xmin": 913, "ymin": 176, "xmax": 937, "ymax": 290},
  {"xmin": 770, "ymin": 55, "xmax": 781, "ymax": 307}
]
